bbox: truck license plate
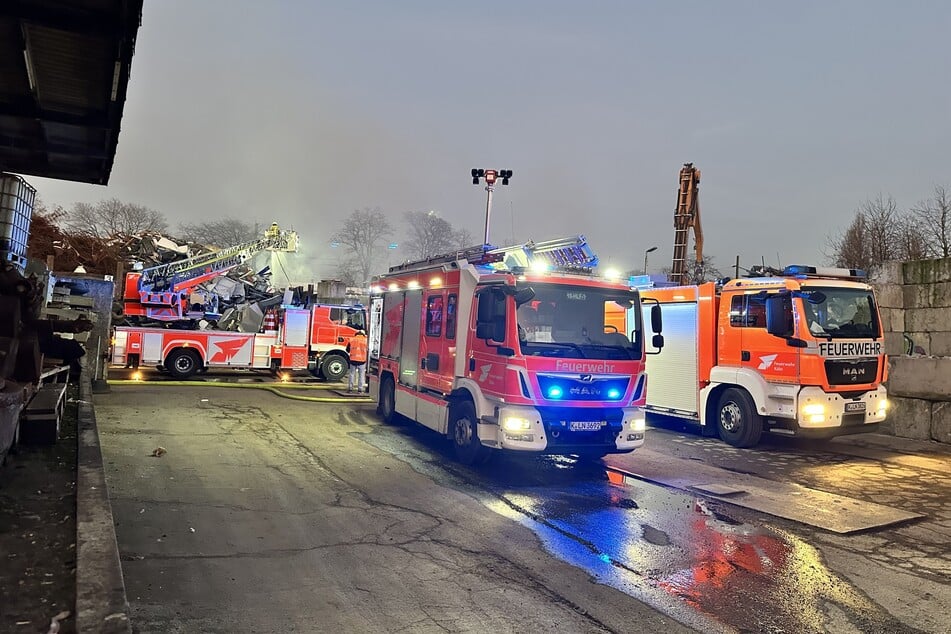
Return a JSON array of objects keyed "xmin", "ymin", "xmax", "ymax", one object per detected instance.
[
  {"xmin": 845, "ymin": 402, "xmax": 866, "ymax": 412},
  {"xmin": 569, "ymin": 421, "xmax": 605, "ymax": 431}
]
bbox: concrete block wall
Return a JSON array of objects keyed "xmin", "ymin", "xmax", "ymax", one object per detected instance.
[{"xmin": 872, "ymin": 257, "xmax": 951, "ymax": 444}]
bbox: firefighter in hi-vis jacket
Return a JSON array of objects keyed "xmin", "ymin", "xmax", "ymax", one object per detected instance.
[{"xmin": 346, "ymin": 329, "xmax": 368, "ymax": 392}]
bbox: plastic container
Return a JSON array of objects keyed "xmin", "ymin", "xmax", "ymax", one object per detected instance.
[{"xmin": 0, "ymin": 172, "xmax": 36, "ymax": 272}]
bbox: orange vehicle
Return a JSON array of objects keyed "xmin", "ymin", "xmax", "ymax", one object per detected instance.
[
  {"xmin": 641, "ymin": 265, "xmax": 888, "ymax": 447},
  {"xmin": 367, "ymin": 236, "xmax": 664, "ymax": 464},
  {"xmin": 112, "ymin": 303, "xmax": 366, "ymax": 380}
]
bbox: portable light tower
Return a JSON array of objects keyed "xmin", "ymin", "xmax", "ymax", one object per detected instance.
[{"xmin": 471, "ymin": 168, "xmax": 513, "ymax": 248}]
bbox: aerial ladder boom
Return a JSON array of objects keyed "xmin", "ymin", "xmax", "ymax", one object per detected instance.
[
  {"xmin": 123, "ymin": 223, "xmax": 299, "ymax": 321},
  {"xmin": 386, "ymin": 236, "xmax": 598, "ymax": 275},
  {"xmin": 670, "ymin": 163, "xmax": 704, "ymax": 285}
]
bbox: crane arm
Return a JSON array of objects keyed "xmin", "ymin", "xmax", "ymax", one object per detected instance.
[{"xmin": 671, "ymin": 163, "xmax": 703, "ymax": 285}]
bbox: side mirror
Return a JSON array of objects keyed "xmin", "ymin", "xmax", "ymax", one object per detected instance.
[
  {"xmin": 651, "ymin": 304, "xmax": 663, "ymax": 334},
  {"xmin": 766, "ymin": 295, "xmax": 793, "ymax": 337},
  {"xmin": 514, "ymin": 287, "xmax": 536, "ymax": 307},
  {"xmin": 652, "ymin": 333, "xmax": 665, "ymax": 350}
]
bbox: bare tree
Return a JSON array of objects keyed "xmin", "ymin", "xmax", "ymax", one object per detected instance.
[
  {"xmin": 403, "ymin": 210, "xmax": 459, "ymax": 259},
  {"xmin": 332, "ymin": 207, "xmax": 394, "ymax": 285},
  {"xmin": 454, "ymin": 227, "xmax": 475, "ymax": 250},
  {"xmin": 661, "ymin": 255, "xmax": 723, "ymax": 284},
  {"xmin": 828, "ymin": 194, "xmax": 930, "ymax": 270},
  {"xmin": 64, "ymin": 198, "xmax": 167, "ymax": 239},
  {"xmin": 830, "ymin": 212, "xmax": 874, "ymax": 271},
  {"xmin": 895, "ymin": 216, "xmax": 931, "ymax": 262},
  {"xmin": 178, "ymin": 218, "xmax": 260, "ymax": 248},
  {"xmin": 912, "ymin": 185, "xmax": 951, "ymax": 258}
]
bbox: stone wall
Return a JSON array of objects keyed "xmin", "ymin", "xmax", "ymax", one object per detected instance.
[{"xmin": 872, "ymin": 257, "xmax": 951, "ymax": 444}]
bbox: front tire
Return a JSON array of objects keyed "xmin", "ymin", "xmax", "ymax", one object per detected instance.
[
  {"xmin": 320, "ymin": 353, "xmax": 348, "ymax": 382},
  {"xmin": 166, "ymin": 349, "xmax": 201, "ymax": 379},
  {"xmin": 450, "ymin": 400, "xmax": 491, "ymax": 465},
  {"xmin": 716, "ymin": 388, "xmax": 763, "ymax": 448}
]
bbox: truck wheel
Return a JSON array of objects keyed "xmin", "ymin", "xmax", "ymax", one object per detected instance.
[
  {"xmin": 166, "ymin": 349, "xmax": 201, "ymax": 379},
  {"xmin": 320, "ymin": 353, "xmax": 348, "ymax": 382},
  {"xmin": 450, "ymin": 400, "xmax": 491, "ymax": 465},
  {"xmin": 379, "ymin": 376, "xmax": 398, "ymax": 424},
  {"xmin": 716, "ymin": 388, "xmax": 763, "ymax": 448}
]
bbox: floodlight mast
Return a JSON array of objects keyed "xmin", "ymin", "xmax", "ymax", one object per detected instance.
[{"xmin": 471, "ymin": 168, "xmax": 513, "ymax": 249}]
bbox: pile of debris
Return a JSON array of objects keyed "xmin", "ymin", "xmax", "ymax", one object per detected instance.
[{"xmin": 117, "ymin": 231, "xmax": 284, "ymax": 332}]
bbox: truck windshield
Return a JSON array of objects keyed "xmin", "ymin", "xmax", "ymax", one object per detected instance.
[
  {"xmin": 515, "ymin": 282, "xmax": 642, "ymax": 360},
  {"xmin": 800, "ymin": 286, "xmax": 880, "ymax": 339}
]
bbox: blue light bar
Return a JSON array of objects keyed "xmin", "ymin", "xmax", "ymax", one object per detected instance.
[{"xmin": 782, "ymin": 265, "xmax": 867, "ymax": 279}]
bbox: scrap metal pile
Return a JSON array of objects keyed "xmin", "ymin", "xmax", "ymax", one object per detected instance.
[{"xmin": 117, "ymin": 230, "xmax": 290, "ymax": 332}]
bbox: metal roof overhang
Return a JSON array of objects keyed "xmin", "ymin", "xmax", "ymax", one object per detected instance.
[{"xmin": 0, "ymin": 0, "xmax": 143, "ymax": 185}]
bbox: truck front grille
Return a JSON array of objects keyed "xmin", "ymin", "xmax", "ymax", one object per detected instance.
[{"xmin": 824, "ymin": 358, "xmax": 878, "ymax": 386}]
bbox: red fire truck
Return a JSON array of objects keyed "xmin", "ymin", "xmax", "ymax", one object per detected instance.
[
  {"xmin": 113, "ymin": 223, "xmax": 366, "ymax": 379},
  {"xmin": 112, "ymin": 303, "xmax": 367, "ymax": 379},
  {"xmin": 367, "ymin": 236, "xmax": 664, "ymax": 464}
]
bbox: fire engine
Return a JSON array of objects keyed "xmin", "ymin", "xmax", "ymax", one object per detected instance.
[
  {"xmin": 112, "ymin": 224, "xmax": 366, "ymax": 379},
  {"xmin": 367, "ymin": 236, "xmax": 664, "ymax": 464},
  {"xmin": 112, "ymin": 302, "xmax": 366, "ymax": 379},
  {"xmin": 641, "ymin": 265, "xmax": 888, "ymax": 447}
]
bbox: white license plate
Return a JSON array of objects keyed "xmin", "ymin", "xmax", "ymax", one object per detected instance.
[
  {"xmin": 569, "ymin": 421, "xmax": 605, "ymax": 431},
  {"xmin": 845, "ymin": 402, "xmax": 866, "ymax": 412}
]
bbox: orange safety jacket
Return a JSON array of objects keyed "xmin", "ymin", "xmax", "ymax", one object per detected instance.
[{"xmin": 348, "ymin": 335, "xmax": 368, "ymax": 364}]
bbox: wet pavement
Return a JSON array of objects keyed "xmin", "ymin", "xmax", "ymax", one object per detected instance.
[
  {"xmin": 362, "ymin": 426, "xmax": 934, "ymax": 633},
  {"xmin": 94, "ymin": 383, "xmax": 950, "ymax": 633}
]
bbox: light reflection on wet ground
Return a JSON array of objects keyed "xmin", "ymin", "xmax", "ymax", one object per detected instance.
[{"xmin": 360, "ymin": 424, "xmax": 917, "ymax": 633}]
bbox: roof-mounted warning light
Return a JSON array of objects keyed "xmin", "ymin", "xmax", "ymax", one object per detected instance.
[{"xmin": 782, "ymin": 265, "xmax": 867, "ymax": 279}]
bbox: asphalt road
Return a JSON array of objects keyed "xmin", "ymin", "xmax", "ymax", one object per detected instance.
[{"xmin": 94, "ymin": 383, "xmax": 950, "ymax": 633}]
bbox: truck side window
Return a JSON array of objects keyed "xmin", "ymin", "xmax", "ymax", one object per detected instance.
[
  {"xmin": 729, "ymin": 295, "xmax": 767, "ymax": 328},
  {"xmin": 746, "ymin": 296, "xmax": 766, "ymax": 328},
  {"xmin": 425, "ymin": 295, "xmax": 443, "ymax": 337},
  {"xmin": 729, "ymin": 296, "xmax": 745, "ymax": 327},
  {"xmin": 445, "ymin": 294, "xmax": 457, "ymax": 340}
]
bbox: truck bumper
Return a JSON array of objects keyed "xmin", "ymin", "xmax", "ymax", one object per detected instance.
[
  {"xmin": 479, "ymin": 404, "xmax": 647, "ymax": 454},
  {"xmin": 793, "ymin": 385, "xmax": 888, "ymax": 432}
]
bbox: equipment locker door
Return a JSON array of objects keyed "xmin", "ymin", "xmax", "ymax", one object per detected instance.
[{"xmin": 398, "ymin": 290, "xmax": 423, "ymax": 388}]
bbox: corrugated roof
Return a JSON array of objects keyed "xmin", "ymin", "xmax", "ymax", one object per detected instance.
[{"xmin": 0, "ymin": 0, "xmax": 143, "ymax": 184}]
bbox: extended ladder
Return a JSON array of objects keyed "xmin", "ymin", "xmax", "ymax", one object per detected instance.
[{"xmin": 139, "ymin": 224, "xmax": 298, "ymax": 293}]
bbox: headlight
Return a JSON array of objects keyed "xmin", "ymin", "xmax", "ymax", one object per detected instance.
[
  {"xmin": 880, "ymin": 399, "xmax": 889, "ymax": 411},
  {"xmin": 501, "ymin": 416, "xmax": 532, "ymax": 432},
  {"xmin": 630, "ymin": 416, "xmax": 646, "ymax": 432},
  {"xmin": 802, "ymin": 402, "xmax": 825, "ymax": 423},
  {"xmin": 803, "ymin": 403, "xmax": 825, "ymax": 416}
]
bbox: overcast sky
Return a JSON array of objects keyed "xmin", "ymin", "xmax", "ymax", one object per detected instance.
[{"xmin": 29, "ymin": 0, "xmax": 951, "ymax": 280}]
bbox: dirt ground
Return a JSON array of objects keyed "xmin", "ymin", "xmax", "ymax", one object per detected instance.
[{"xmin": 0, "ymin": 384, "xmax": 78, "ymax": 634}]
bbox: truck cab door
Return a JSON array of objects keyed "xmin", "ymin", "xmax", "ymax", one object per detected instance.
[{"xmin": 737, "ymin": 293, "xmax": 799, "ymax": 383}]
